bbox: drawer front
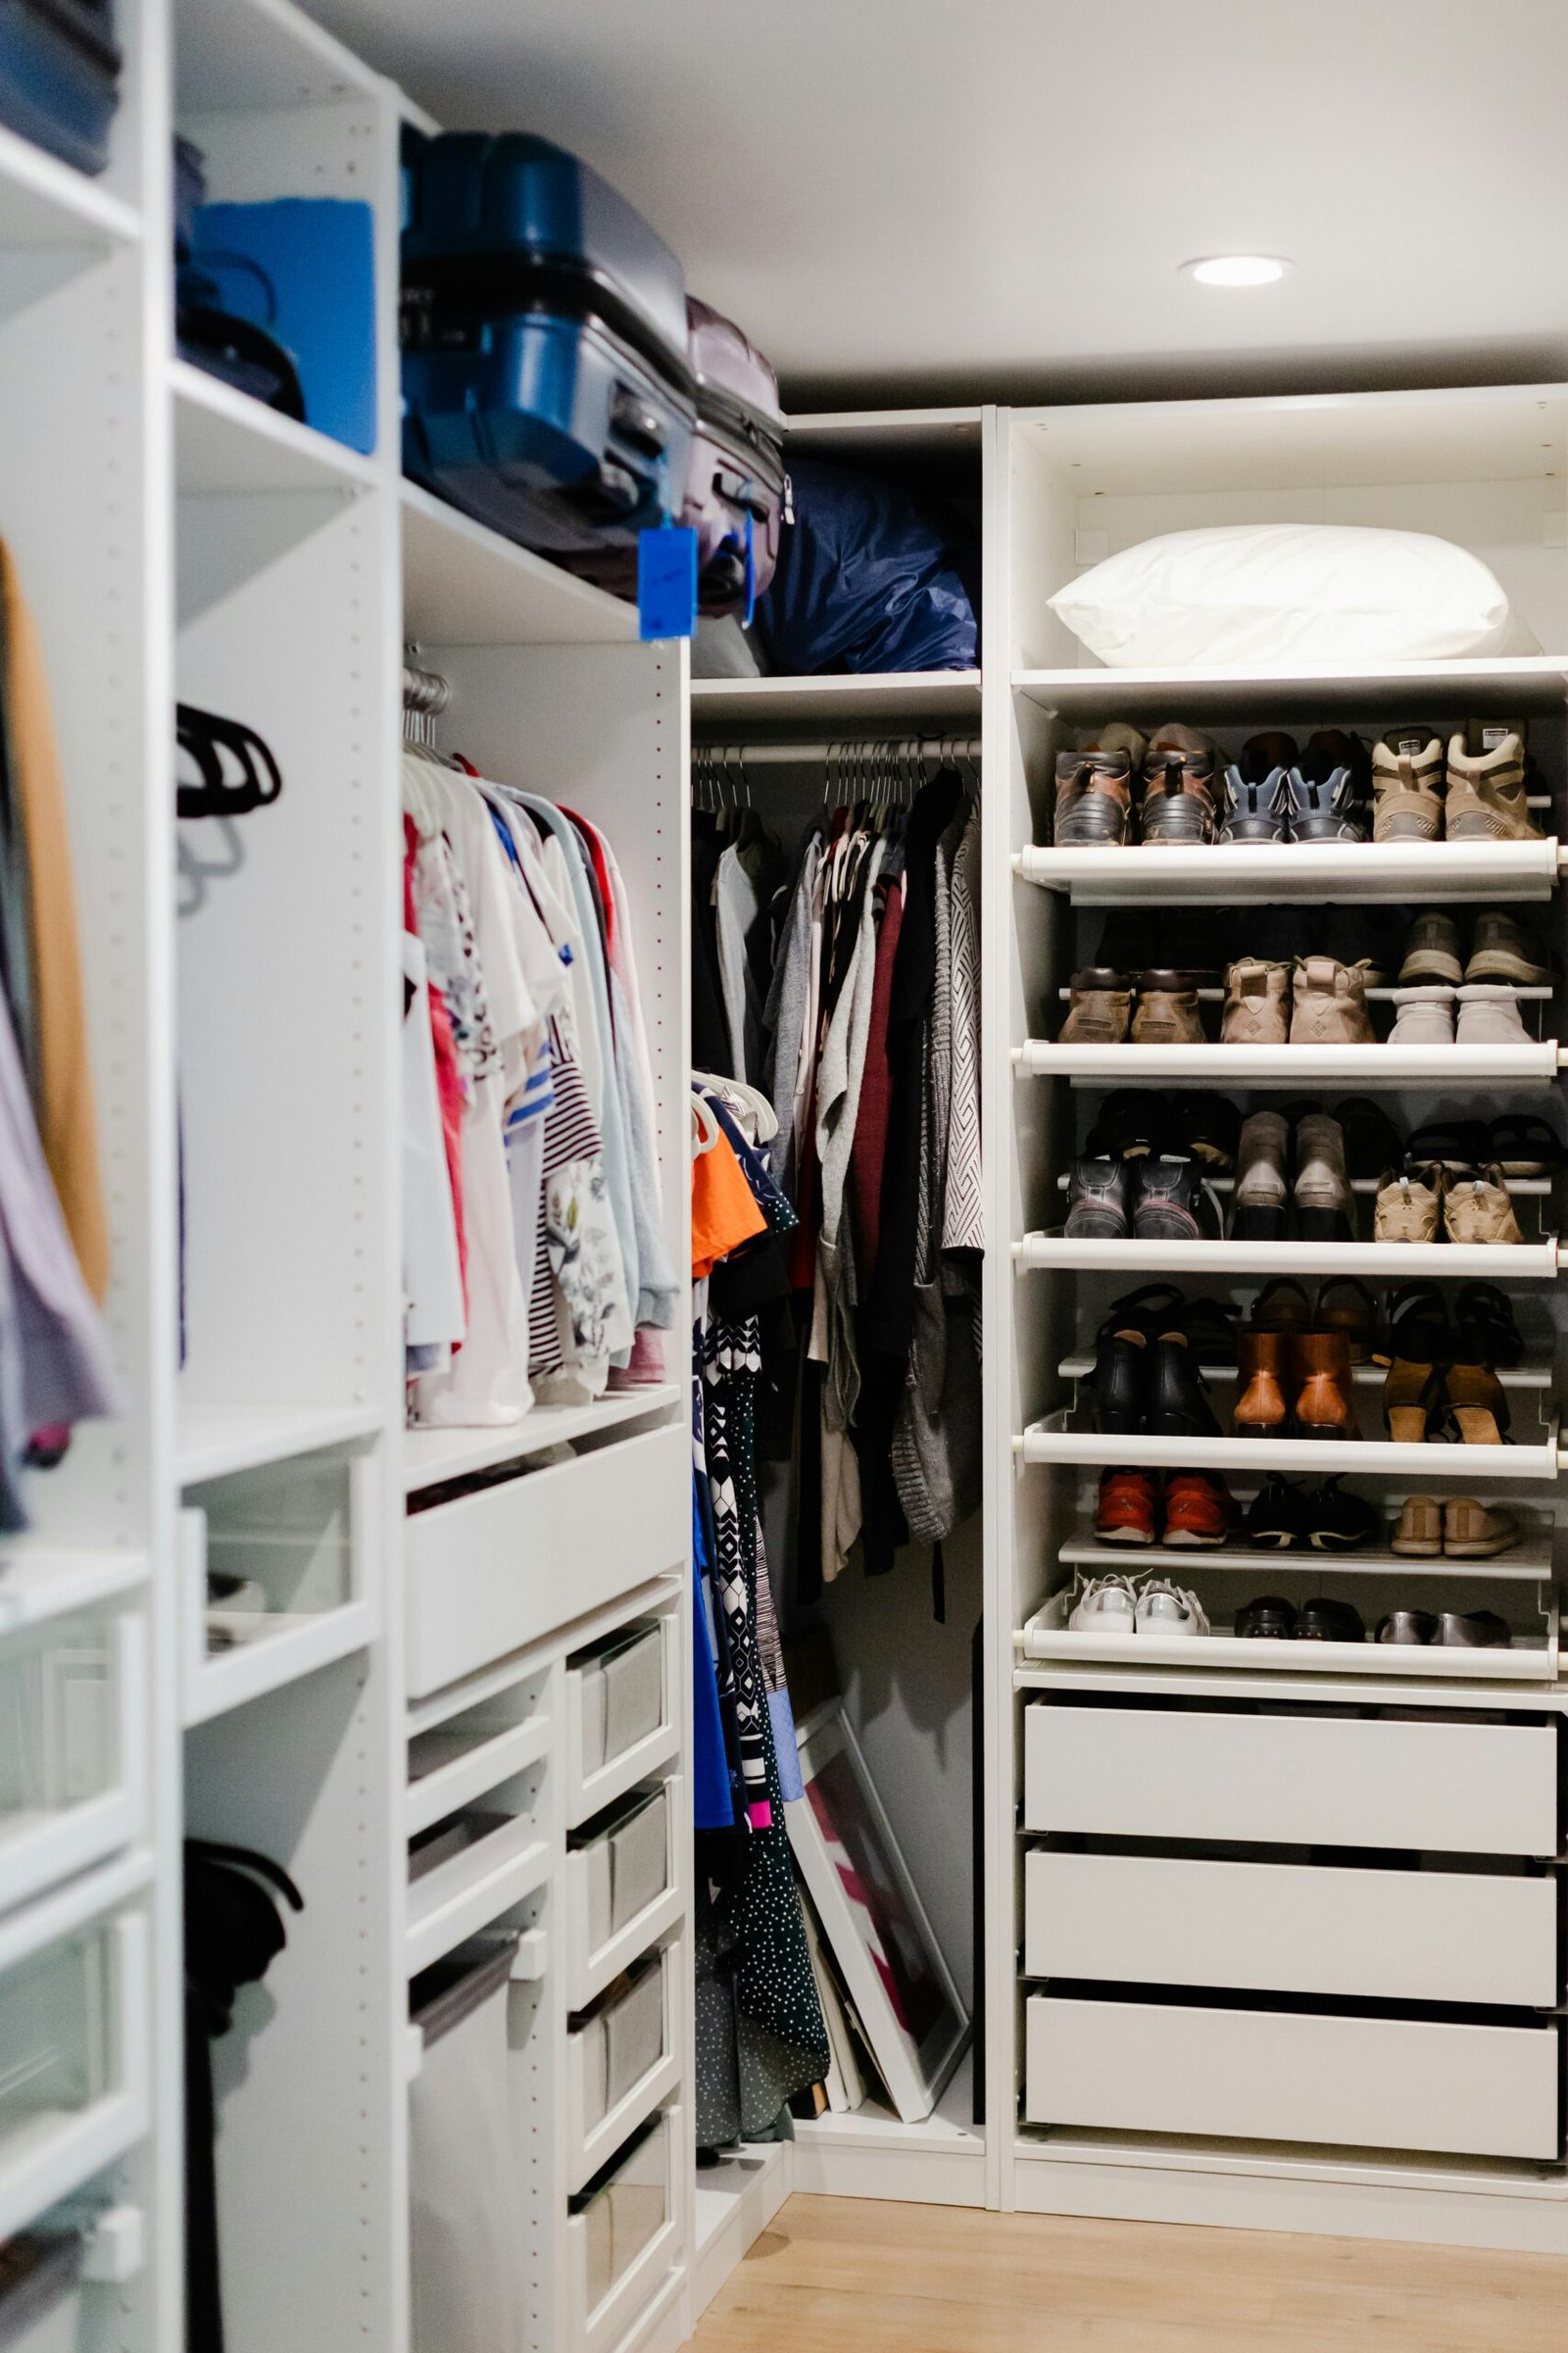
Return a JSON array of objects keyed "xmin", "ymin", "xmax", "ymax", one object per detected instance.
[
  {"xmin": 565, "ymin": 1949, "xmax": 678, "ymax": 2194},
  {"xmin": 0, "ymin": 1604, "xmax": 147, "ymax": 1916},
  {"xmin": 1023, "ymin": 1703, "xmax": 1557, "ymax": 1855},
  {"xmin": 568, "ymin": 2110, "xmax": 677, "ymax": 2351},
  {"xmin": 406, "ymin": 1424, "xmax": 688, "ymax": 1696},
  {"xmin": 1024, "ymin": 1849, "xmax": 1558, "ymax": 2007},
  {"xmin": 1025, "ymin": 1994, "xmax": 1561, "ymax": 2161}
]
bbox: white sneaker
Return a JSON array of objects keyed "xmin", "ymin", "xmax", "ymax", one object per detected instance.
[
  {"xmin": 1134, "ymin": 1579, "xmax": 1209, "ymax": 1637},
  {"xmin": 1454, "ymin": 986, "xmax": 1531, "ymax": 1046},
  {"xmin": 1068, "ymin": 1574, "xmax": 1140, "ymax": 1635},
  {"xmin": 1387, "ymin": 985, "xmax": 1454, "ymax": 1046}
]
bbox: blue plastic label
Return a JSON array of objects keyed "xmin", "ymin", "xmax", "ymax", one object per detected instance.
[
  {"xmin": 743, "ymin": 510, "xmax": 757, "ymax": 629},
  {"xmin": 639, "ymin": 527, "xmax": 698, "ymax": 641}
]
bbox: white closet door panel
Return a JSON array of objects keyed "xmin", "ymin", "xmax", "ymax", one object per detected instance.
[
  {"xmin": 1024, "ymin": 1995, "xmax": 1561, "ymax": 2162},
  {"xmin": 1023, "ymin": 1850, "xmax": 1557, "ymax": 2007},
  {"xmin": 1022, "ymin": 1704, "xmax": 1557, "ymax": 1856},
  {"xmin": 405, "ymin": 1424, "xmax": 688, "ymax": 1695}
]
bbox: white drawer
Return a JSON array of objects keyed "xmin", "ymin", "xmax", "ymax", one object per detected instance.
[
  {"xmin": 406, "ymin": 1424, "xmax": 688, "ymax": 1696},
  {"xmin": 564, "ymin": 1614, "xmax": 678, "ymax": 1831},
  {"xmin": 567, "ymin": 2109, "xmax": 678, "ymax": 2353},
  {"xmin": 0, "ymin": 1863, "xmax": 149, "ymax": 2241},
  {"xmin": 406, "ymin": 1663, "xmax": 551, "ymax": 1838},
  {"xmin": 566, "ymin": 1947, "xmax": 679, "ymax": 2194},
  {"xmin": 1023, "ymin": 1703, "xmax": 1557, "ymax": 1855},
  {"xmin": 1025, "ymin": 1993, "xmax": 1561, "ymax": 2161},
  {"xmin": 0, "ymin": 1601, "xmax": 146, "ymax": 1917},
  {"xmin": 1024, "ymin": 1849, "xmax": 1558, "ymax": 2007},
  {"xmin": 565, "ymin": 1778, "xmax": 682, "ymax": 2010}
]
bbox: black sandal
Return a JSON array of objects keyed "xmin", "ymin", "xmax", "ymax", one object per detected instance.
[
  {"xmin": 1452, "ymin": 1281, "xmax": 1523, "ymax": 1369},
  {"xmin": 1405, "ymin": 1119, "xmax": 1487, "ymax": 1172},
  {"xmin": 1373, "ymin": 1281, "xmax": 1450, "ymax": 1370},
  {"xmin": 1485, "ymin": 1113, "xmax": 1567, "ymax": 1178}
]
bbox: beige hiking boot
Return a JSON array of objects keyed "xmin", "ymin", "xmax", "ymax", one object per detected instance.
[
  {"xmin": 1390, "ymin": 1495, "xmax": 1444, "ymax": 1556},
  {"xmin": 1443, "ymin": 1495, "xmax": 1521, "ymax": 1558},
  {"xmin": 1443, "ymin": 1163, "xmax": 1523, "ymax": 1246},
  {"xmin": 1289, "ymin": 956, "xmax": 1375, "ymax": 1046},
  {"xmin": 1373, "ymin": 1163, "xmax": 1443, "ymax": 1243},
  {"xmin": 1445, "ymin": 724, "xmax": 1543, "ymax": 842},
  {"xmin": 1221, "ymin": 958, "xmax": 1289, "ymax": 1046},
  {"xmin": 1060, "ymin": 967, "xmax": 1131, "ymax": 1044},
  {"xmin": 1371, "ymin": 730, "xmax": 1445, "ymax": 842},
  {"xmin": 1130, "ymin": 969, "xmax": 1205, "ymax": 1045}
]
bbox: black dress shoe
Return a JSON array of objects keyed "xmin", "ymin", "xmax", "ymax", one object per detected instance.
[
  {"xmin": 1148, "ymin": 1330, "xmax": 1220, "ymax": 1440},
  {"xmin": 1246, "ymin": 1475, "xmax": 1308, "ymax": 1549},
  {"xmin": 1295, "ymin": 1596, "xmax": 1366, "ymax": 1642},
  {"xmin": 1065, "ymin": 1155, "xmax": 1133, "ymax": 1239},
  {"xmin": 1236, "ymin": 1594, "xmax": 1298, "ymax": 1638},
  {"xmin": 1091, "ymin": 1324, "xmax": 1150, "ymax": 1436},
  {"xmin": 1298, "ymin": 1477, "xmax": 1380, "ymax": 1552}
]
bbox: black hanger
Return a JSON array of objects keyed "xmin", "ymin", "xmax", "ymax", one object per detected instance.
[{"xmin": 176, "ymin": 705, "xmax": 283, "ymax": 820}]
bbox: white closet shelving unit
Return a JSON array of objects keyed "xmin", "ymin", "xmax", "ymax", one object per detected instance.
[
  {"xmin": 7, "ymin": 4, "xmax": 1568, "ymax": 2343},
  {"xmin": 989, "ymin": 383, "xmax": 1568, "ymax": 2252}
]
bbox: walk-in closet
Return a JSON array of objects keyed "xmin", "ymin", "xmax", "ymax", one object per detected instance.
[{"xmin": 1, "ymin": 0, "xmax": 1566, "ymax": 2348}]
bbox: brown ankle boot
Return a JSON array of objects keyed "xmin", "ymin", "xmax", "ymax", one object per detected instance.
[
  {"xmin": 1293, "ymin": 1331, "xmax": 1357, "ymax": 1439},
  {"xmin": 1235, "ymin": 1331, "xmax": 1291, "ymax": 1437},
  {"xmin": 1130, "ymin": 969, "xmax": 1205, "ymax": 1045}
]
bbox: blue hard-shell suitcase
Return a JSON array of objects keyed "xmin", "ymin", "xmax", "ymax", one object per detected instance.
[
  {"xmin": 0, "ymin": 0, "xmax": 119, "ymax": 175},
  {"xmin": 401, "ymin": 128, "xmax": 696, "ymax": 572}
]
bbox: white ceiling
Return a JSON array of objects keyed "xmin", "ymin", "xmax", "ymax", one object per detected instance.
[{"xmin": 304, "ymin": 0, "xmax": 1568, "ymax": 407}]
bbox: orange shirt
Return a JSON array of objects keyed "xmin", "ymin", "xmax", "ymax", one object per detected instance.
[{"xmin": 692, "ymin": 1128, "xmax": 764, "ymax": 1278}]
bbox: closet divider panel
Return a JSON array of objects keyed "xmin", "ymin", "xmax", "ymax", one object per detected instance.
[{"xmin": 185, "ymin": 1651, "xmax": 403, "ymax": 2353}]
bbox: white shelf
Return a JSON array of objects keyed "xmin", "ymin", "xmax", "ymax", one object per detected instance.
[
  {"xmin": 693, "ymin": 2143, "xmax": 791, "ymax": 2320},
  {"xmin": 1017, "ymin": 1417, "xmax": 1560, "ymax": 1481},
  {"xmin": 1017, "ymin": 1614, "xmax": 1555, "ymax": 1684},
  {"xmin": 0, "ymin": 1547, "xmax": 149, "ymax": 1632},
  {"xmin": 403, "ymin": 1385, "xmax": 682, "ymax": 1494},
  {"xmin": 690, "ymin": 670, "xmax": 982, "ymax": 727},
  {"xmin": 172, "ymin": 358, "xmax": 379, "ymax": 497},
  {"xmin": 1015, "ymin": 1040, "xmax": 1563, "ymax": 1088},
  {"xmin": 182, "ymin": 1598, "xmax": 377, "ymax": 1727},
  {"xmin": 1056, "ymin": 1534, "xmax": 1554, "ymax": 1583},
  {"xmin": 1014, "ymin": 838, "xmax": 1563, "ymax": 906},
  {"xmin": 174, "ymin": 0, "xmax": 382, "ymax": 111},
  {"xmin": 178, "ymin": 1401, "xmax": 385, "ymax": 1486},
  {"xmin": 400, "ymin": 479, "xmax": 638, "ymax": 648},
  {"xmin": 1054, "ymin": 1352, "xmax": 1553, "ymax": 1391},
  {"xmin": 0, "ymin": 123, "xmax": 141, "ymax": 253},
  {"xmin": 1018, "ymin": 1236, "xmax": 1561, "ymax": 1279},
  {"xmin": 1012, "ymin": 656, "xmax": 1568, "ymax": 721}
]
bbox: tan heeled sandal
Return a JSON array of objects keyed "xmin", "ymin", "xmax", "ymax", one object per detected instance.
[
  {"xmin": 1384, "ymin": 1358, "xmax": 1441, "ymax": 1443},
  {"xmin": 1444, "ymin": 1361, "xmax": 1509, "ymax": 1446}
]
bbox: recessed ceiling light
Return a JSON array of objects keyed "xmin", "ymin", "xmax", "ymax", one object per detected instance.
[{"xmin": 1183, "ymin": 255, "xmax": 1289, "ymax": 287}]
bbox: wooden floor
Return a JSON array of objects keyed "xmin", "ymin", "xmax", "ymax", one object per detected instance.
[{"xmin": 690, "ymin": 2193, "xmax": 1568, "ymax": 2351}]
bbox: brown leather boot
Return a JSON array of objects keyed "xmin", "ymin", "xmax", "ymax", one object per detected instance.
[
  {"xmin": 1130, "ymin": 969, "xmax": 1204, "ymax": 1045},
  {"xmin": 1235, "ymin": 1331, "xmax": 1291, "ymax": 1437},
  {"xmin": 1293, "ymin": 1330, "xmax": 1357, "ymax": 1439}
]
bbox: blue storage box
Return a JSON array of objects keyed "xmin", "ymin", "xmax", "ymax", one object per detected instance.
[{"xmin": 190, "ymin": 197, "xmax": 377, "ymax": 454}]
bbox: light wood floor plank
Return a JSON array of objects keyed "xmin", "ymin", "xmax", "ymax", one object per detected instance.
[{"xmin": 690, "ymin": 2195, "xmax": 1568, "ymax": 2352}]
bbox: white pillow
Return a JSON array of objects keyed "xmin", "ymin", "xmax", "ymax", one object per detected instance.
[{"xmin": 1047, "ymin": 522, "xmax": 1533, "ymax": 667}]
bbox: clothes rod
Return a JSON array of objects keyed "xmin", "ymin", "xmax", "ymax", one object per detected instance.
[{"xmin": 689, "ymin": 735, "xmax": 981, "ymax": 766}]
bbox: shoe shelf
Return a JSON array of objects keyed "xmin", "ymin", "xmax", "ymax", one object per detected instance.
[
  {"xmin": 1054, "ymin": 1350, "xmax": 1553, "ymax": 1391},
  {"xmin": 1014, "ymin": 1041, "xmax": 1563, "ymax": 1087},
  {"xmin": 1016, "ymin": 1416, "xmax": 1560, "ymax": 1481},
  {"xmin": 1051, "ymin": 1174, "xmax": 1556, "ymax": 1197},
  {"xmin": 1010, "ymin": 655, "xmax": 1568, "ymax": 723},
  {"xmin": 1056, "ymin": 1530, "xmax": 1555, "ymax": 1583},
  {"xmin": 1018, "ymin": 1236, "xmax": 1562, "ymax": 1279},
  {"xmin": 690, "ymin": 671, "xmax": 982, "ymax": 727},
  {"xmin": 1015, "ymin": 1591, "xmax": 1557, "ymax": 1683},
  {"xmin": 1012, "ymin": 839, "xmax": 1564, "ymax": 907},
  {"xmin": 1053, "ymin": 985, "xmax": 1555, "ymax": 1005}
]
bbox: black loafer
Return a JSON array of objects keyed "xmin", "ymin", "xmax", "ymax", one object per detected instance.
[
  {"xmin": 1236, "ymin": 1594, "xmax": 1298, "ymax": 1639},
  {"xmin": 1295, "ymin": 1596, "xmax": 1366, "ymax": 1642}
]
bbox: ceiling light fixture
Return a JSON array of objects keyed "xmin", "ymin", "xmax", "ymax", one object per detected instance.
[{"xmin": 1183, "ymin": 255, "xmax": 1289, "ymax": 287}]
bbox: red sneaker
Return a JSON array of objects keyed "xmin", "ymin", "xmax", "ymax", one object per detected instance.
[
  {"xmin": 1163, "ymin": 1470, "xmax": 1232, "ymax": 1548},
  {"xmin": 1095, "ymin": 1466, "xmax": 1157, "ymax": 1546}
]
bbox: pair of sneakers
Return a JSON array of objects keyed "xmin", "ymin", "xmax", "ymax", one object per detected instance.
[
  {"xmin": 1067, "ymin": 1572, "xmax": 1209, "ymax": 1637},
  {"xmin": 1219, "ymin": 729, "xmax": 1370, "ymax": 844},
  {"xmin": 1387, "ymin": 987, "xmax": 1532, "ymax": 1046}
]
